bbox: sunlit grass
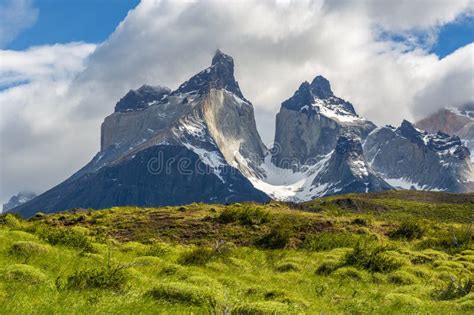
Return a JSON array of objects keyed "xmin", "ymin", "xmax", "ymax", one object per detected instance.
[{"xmin": 0, "ymin": 191, "xmax": 472, "ymax": 313}]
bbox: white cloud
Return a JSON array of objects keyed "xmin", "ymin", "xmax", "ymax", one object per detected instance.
[
  {"xmin": 0, "ymin": 0, "xmax": 38, "ymax": 48},
  {"xmin": 1, "ymin": 0, "xmax": 473, "ymax": 204},
  {"xmin": 0, "ymin": 43, "xmax": 96, "ymax": 87},
  {"xmin": 0, "ymin": 43, "xmax": 96, "ymax": 204}
]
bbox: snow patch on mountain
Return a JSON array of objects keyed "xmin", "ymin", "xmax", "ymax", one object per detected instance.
[
  {"xmin": 384, "ymin": 177, "xmax": 444, "ymax": 191},
  {"xmin": 247, "ymin": 153, "xmax": 332, "ymax": 202},
  {"xmin": 307, "ymin": 98, "xmax": 365, "ymax": 124}
]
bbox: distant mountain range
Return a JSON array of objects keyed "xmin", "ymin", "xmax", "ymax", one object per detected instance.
[
  {"xmin": 2, "ymin": 192, "xmax": 36, "ymax": 212},
  {"xmin": 415, "ymin": 104, "xmax": 474, "ymax": 163},
  {"xmin": 9, "ymin": 50, "xmax": 473, "ymax": 217}
]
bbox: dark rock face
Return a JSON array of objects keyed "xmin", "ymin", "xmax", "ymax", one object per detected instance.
[
  {"xmin": 2, "ymin": 192, "xmax": 36, "ymax": 212},
  {"xmin": 11, "ymin": 146, "xmax": 269, "ymax": 217},
  {"xmin": 173, "ymin": 50, "xmax": 246, "ymax": 100},
  {"xmin": 273, "ymin": 75, "xmax": 375, "ymax": 167},
  {"xmin": 310, "ymin": 76, "xmax": 334, "ymax": 99},
  {"xmin": 281, "ymin": 75, "xmax": 355, "ymax": 114},
  {"xmin": 281, "ymin": 81, "xmax": 314, "ymax": 111},
  {"xmin": 335, "ymin": 135, "xmax": 363, "ymax": 155},
  {"xmin": 114, "ymin": 85, "xmax": 171, "ymax": 112},
  {"xmin": 311, "ymin": 135, "xmax": 392, "ymax": 196},
  {"xmin": 364, "ymin": 120, "xmax": 472, "ymax": 192}
]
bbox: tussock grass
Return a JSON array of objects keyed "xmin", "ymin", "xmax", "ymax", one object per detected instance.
[{"xmin": 0, "ymin": 191, "xmax": 473, "ymax": 313}]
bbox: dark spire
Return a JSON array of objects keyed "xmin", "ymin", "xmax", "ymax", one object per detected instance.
[
  {"xmin": 310, "ymin": 75, "xmax": 333, "ymax": 99},
  {"xmin": 211, "ymin": 49, "xmax": 234, "ymax": 68},
  {"xmin": 174, "ymin": 49, "xmax": 245, "ymax": 99}
]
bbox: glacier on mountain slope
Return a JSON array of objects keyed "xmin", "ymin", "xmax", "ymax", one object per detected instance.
[{"xmin": 245, "ymin": 153, "xmax": 332, "ymax": 202}]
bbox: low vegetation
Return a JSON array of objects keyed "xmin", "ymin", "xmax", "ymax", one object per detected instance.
[{"xmin": 0, "ymin": 191, "xmax": 472, "ymax": 313}]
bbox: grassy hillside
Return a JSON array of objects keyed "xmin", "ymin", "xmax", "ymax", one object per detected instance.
[{"xmin": 0, "ymin": 191, "xmax": 473, "ymax": 314}]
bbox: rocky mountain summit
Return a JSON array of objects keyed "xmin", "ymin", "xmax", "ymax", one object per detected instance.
[
  {"xmin": 364, "ymin": 120, "xmax": 472, "ymax": 192},
  {"xmin": 415, "ymin": 103, "xmax": 474, "ymax": 162},
  {"xmin": 272, "ymin": 75, "xmax": 375, "ymax": 167},
  {"xmin": 9, "ymin": 51, "xmax": 473, "ymax": 216}
]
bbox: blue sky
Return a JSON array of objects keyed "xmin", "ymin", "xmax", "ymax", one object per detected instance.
[
  {"xmin": 5, "ymin": 0, "xmax": 473, "ymax": 58},
  {"xmin": 6, "ymin": 0, "xmax": 140, "ymax": 50},
  {"xmin": 431, "ymin": 15, "xmax": 474, "ymax": 57}
]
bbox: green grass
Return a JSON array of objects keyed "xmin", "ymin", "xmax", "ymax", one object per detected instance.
[{"xmin": 0, "ymin": 191, "xmax": 473, "ymax": 314}]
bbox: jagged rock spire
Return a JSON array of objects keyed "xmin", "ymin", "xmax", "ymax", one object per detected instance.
[
  {"xmin": 212, "ymin": 49, "xmax": 234, "ymax": 68},
  {"xmin": 310, "ymin": 75, "xmax": 333, "ymax": 99},
  {"xmin": 281, "ymin": 75, "xmax": 355, "ymax": 114},
  {"xmin": 174, "ymin": 49, "xmax": 245, "ymax": 99}
]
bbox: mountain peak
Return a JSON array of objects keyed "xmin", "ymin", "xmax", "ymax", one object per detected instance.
[
  {"xmin": 211, "ymin": 49, "xmax": 234, "ymax": 68},
  {"xmin": 173, "ymin": 50, "xmax": 245, "ymax": 99},
  {"xmin": 398, "ymin": 120, "xmax": 425, "ymax": 146},
  {"xmin": 281, "ymin": 75, "xmax": 356, "ymax": 115},
  {"xmin": 310, "ymin": 75, "xmax": 333, "ymax": 99}
]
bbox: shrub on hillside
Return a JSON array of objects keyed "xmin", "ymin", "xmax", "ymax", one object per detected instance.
[
  {"xmin": 179, "ymin": 247, "xmax": 215, "ymax": 265},
  {"xmin": 315, "ymin": 259, "xmax": 341, "ymax": 275},
  {"xmin": 256, "ymin": 226, "xmax": 291, "ymax": 249},
  {"xmin": 232, "ymin": 301, "xmax": 289, "ymax": 314},
  {"xmin": 275, "ymin": 262, "xmax": 300, "ymax": 272},
  {"xmin": 9, "ymin": 241, "xmax": 49, "ymax": 262},
  {"xmin": 40, "ymin": 228, "xmax": 94, "ymax": 252},
  {"xmin": 387, "ymin": 271, "xmax": 419, "ymax": 285},
  {"xmin": 303, "ymin": 232, "xmax": 368, "ymax": 251},
  {"xmin": 218, "ymin": 205, "xmax": 270, "ymax": 226},
  {"xmin": 432, "ymin": 277, "xmax": 473, "ymax": 300},
  {"xmin": 333, "ymin": 267, "xmax": 366, "ymax": 281},
  {"xmin": 417, "ymin": 225, "xmax": 472, "ymax": 254},
  {"xmin": 0, "ymin": 213, "xmax": 22, "ymax": 228},
  {"xmin": 0, "ymin": 264, "xmax": 47, "ymax": 284},
  {"xmin": 351, "ymin": 218, "xmax": 368, "ymax": 226},
  {"xmin": 145, "ymin": 243, "xmax": 170, "ymax": 257},
  {"xmin": 63, "ymin": 268, "xmax": 127, "ymax": 291},
  {"xmin": 146, "ymin": 282, "xmax": 218, "ymax": 306},
  {"xmin": 389, "ymin": 221, "xmax": 425, "ymax": 240},
  {"xmin": 344, "ymin": 241, "xmax": 403, "ymax": 273}
]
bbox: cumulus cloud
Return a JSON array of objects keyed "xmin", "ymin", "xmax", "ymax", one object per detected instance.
[
  {"xmin": 413, "ymin": 43, "xmax": 474, "ymax": 116},
  {"xmin": 0, "ymin": 43, "xmax": 96, "ymax": 203},
  {"xmin": 0, "ymin": 0, "xmax": 38, "ymax": 48},
  {"xmin": 1, "ymin": 0, "xmax": 473, "ymax": 203}
]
